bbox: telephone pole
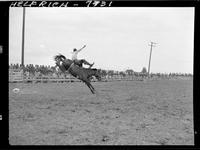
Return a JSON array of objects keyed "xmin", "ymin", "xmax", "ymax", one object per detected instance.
[
  {"xmin": 147, "ymin": 42, "xmax": 157, "ymax": 77},
  {"xmin": 21, "ymin": 7, "xmax": 25, "ymax": 68}
]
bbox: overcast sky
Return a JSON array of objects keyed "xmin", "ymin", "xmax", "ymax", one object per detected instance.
[{"xmin": 9, "ymin": 7, "xmax": 194, "ymax": 73}]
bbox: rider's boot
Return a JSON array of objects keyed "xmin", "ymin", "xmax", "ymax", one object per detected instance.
[{"xmin": 89, "ymin": 62, "xmax": 94, "ymax": 68}]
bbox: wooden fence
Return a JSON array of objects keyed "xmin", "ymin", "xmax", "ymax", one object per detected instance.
[
  {"xmin": 9, "ymin": 69, "xmax": 23, "ymax": 82},
  {"xmin": 9, "ymin": 69, "xmax": 147, "ymax": 83},
  {"xmin": 10, "ymin": 69, "xmax": 190, "ymax": 83},
  {"xmin": 24, "ymin": 76, "xmax": 81, "ymax": 83}
]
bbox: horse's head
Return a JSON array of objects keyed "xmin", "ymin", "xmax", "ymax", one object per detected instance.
[
  {"xmin": 54, "ymin": 54, "xmax": 66, "ymax": 62},
  {"xmin": 54, "ymin": 54, "xmax": 73, "ymax": 70}
]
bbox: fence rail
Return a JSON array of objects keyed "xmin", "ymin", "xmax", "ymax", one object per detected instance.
[{"xmin": 24, "ymin": 77, "xmax": 81, "ymax": 83}]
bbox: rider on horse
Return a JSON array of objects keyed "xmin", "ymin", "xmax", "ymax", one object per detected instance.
[{"xmin": 71, "ymin": 45, "xmax": 94, "ymax": 68}]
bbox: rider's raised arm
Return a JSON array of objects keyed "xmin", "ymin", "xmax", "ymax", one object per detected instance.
[{"xmin": 77, "ymin": 45, "xmax": 86, "ymax": 52}]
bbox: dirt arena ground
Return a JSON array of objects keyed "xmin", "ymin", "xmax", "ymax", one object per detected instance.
[{"xmin": 9, "ymin": 79, "xmax": 193, "ymax": 145}]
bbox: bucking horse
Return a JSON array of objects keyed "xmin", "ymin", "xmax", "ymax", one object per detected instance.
[{"xmin": 54, "ymin": 54, "xmax": 101, "ymax": 94}]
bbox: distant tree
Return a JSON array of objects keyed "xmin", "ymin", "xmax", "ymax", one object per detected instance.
[
  {"xmin": 119, "ymin": 71, "xmax": 126, "ymax": 77},
  {"xmin": 125, "ymin": 69, "xmax": 134, "ymax": 76},
  {"xmin": 35, "ymin": 65, "xmax": 39, "ymax": 72},
  {"xmin": 26, "ymin": 64, "xmax": 35, "ymax": 75},
  {"xmin": 141, "ymin": 67, "xmax": 147, "ymax": 74},
  {"xmin": 38, "ymin": 65, "xmax": 50, "ymax": 75},
  {"xmin": 51, "ymin": 66, "xmax": 56, "ymax": 73},
  {"xmin": 156, "ymin": 73, "xmax": 161, "ymax": 77},
  {"xmin": 100, "ymin": 69, "xmax": 107, "ymax": 76},
  {"xmin": 114, "ymin": 71, "xmax": 119, "ymax": 75},
  {"xmin": 107, "ymin": 70, "xmax": 114, "ymax": 76}
]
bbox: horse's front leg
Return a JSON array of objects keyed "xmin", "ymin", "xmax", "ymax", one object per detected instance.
[
  {"xmin": 89, "ymin": 82, "xmax": 95, "ymax": 92},
  {"xmin": 85, "ymin": 81, "xmax": 95, "ymax": 94}
]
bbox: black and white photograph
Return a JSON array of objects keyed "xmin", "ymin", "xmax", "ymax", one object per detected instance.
[{"xmin": 8, "ymin": 6, "xmax": 194, "ymax": 145}]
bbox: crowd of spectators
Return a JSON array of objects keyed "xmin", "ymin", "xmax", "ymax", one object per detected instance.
[{"xmin": 9, "ymin": 63, "xmax": 60, "ymax": 78}]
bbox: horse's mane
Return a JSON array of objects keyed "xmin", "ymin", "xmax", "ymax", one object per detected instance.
[{"xmin": 54, "ymin": 54, "xmax": 66, "ymax": 61}]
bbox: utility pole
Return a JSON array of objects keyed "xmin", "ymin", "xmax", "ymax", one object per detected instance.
[
  {"xmin": 21, "ymin": 7, "xmax": 26, "ymax": 82},
  {"xmin": 147, "ymin": 42, "xmax": 156, "ymax": 77},
  {"xmin": 21, "ymin": 7, "xmax": 25, "ymax": 68}
]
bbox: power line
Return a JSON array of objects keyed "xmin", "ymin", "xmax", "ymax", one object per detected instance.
[{"xmin": 147, "ymin": 41, "xmax": 157, "ymax": 77}]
